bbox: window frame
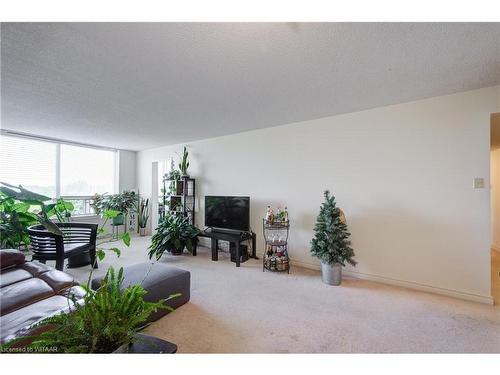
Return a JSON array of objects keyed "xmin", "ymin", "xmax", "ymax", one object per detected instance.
[{"xmin": 0, "ymin": 132, "xmax": 118, "ymax": 217}]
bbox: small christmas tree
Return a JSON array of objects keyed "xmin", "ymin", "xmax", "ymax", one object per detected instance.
[{"xmin": 310, "ymin": 190, "xmax": 356, "ymax": 267}]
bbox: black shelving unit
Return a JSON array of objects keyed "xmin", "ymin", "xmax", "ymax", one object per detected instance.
[
  {"xmin": 263, "ymin": 219, "xmax": 290, "ymax": 273},
  {"xmin": 159, "ymin": 177, "xmax": 196, "ymax": 225}
]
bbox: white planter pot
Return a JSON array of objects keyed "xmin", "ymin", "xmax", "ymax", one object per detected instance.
[
  {"xmin": 321, "ymin": 262, "xmax": 342, "ymax": 285},
  {"xmin": 139, "ymin": 227, "xmax": 147, "ymax": 237}
]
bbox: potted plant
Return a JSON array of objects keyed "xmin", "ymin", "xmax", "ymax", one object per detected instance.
[
  {"xmin": 106, "ymin": 191, "xmax": 137, "ymax": 226},
  {"xmin": 137, "ymin": 198, "xmax": 149, "ymax": 236},
  {"xmin": 165, "ymin": 169, "xmax": 181, "ymax": 181},
  {"xmin": 91, "ymin": 191, "xmax": 137, "ymax": 228},
  {"xmin": 177, "ymin": 146, "xmax": 190, "ymax": 178},
  {"xmin": 164, "ymin": 170, "xmax": 183, "ymax": 195},
  {"xmin": 148, "ymin": 213, "xmax": 200, "ymax": 258},
  {"xmin": 10, "ymin": 266, "xmax": 176, "ymax": 353},
  {"xmin": 0, "ymin": 193, "xmax": 39, "ymax": 249},
  {"xmin": 0, "ymin": 182, "xmax": 75, "ymax": 249},
  {"xmin": 89, "ymin": 193, "xmax": 107, "ymax": 215},
  {"xmin": 310, "ymin": 190, "xmax": 356, "ymax": 285}
]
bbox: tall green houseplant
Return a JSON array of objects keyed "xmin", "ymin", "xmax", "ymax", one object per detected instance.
[
  {"xmin": 178, "ymin": 146, "xmax": 190, "ymax": 177},
  {"xmin": 149, "ymin": 213, "xmax": 200, "ymax": 258},
  {"xmin": 0, "ymin": 182, "xmax": 73, "ymax": 248},
  {"xmin": 310, "ymin": 190, "xmax": 356, "ymax": 285}
]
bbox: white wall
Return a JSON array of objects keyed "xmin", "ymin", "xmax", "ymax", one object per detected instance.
[
  {"xmin": 117, "ymin": 150, "xmax": 137, "ymax": 192},
  {"xmin": 137, "ymin": 86, "xmax": 500, "ymax": 304}
]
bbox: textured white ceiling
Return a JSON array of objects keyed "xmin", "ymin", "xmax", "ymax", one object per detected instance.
[{"xmin": 2, "ymin": 23, "xmax": 500, "ymax": 151}]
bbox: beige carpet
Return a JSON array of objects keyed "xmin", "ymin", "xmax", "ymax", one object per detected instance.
[{"xmin": 64, "ymin": 235, "xmax": 500, "ymax": 353}]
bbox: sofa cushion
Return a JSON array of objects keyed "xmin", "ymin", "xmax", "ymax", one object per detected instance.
[
  {"xmin": 0, "ymin": 294, "xmax": 79, "ymax": 344},
  {"xmin": 19, "ymin": 261, "xmax": 53, "ymax": 277},
  {"xmin": 38, "ymin": 270, "xmax": 75, "ymax": 293},
  {"xmin": 0, "ymin": 249, "xmax": 26, "ymax": 271},
  {"xmin": 0, "ymin": 268, "xmax": 33, "ymax": 288},
  {"xmin": 0, "ymin": 278, "xmax": 55, "ymax": 316},
  {"xmin": 0, "ymin": 254, "xmax": 84, "ymax": 346}
]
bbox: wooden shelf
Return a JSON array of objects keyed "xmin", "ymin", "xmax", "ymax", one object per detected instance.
[{"xmin": 159, "ymin": 177, "xmax": 196, "ymax": 225}]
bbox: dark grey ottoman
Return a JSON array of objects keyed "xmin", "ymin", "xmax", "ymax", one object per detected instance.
[{"xmin": 91, "ymin": 262, "xmax": 190, "ymax": 323}]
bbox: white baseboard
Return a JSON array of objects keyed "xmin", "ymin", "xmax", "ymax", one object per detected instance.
[{"xmin": 290, "ymin": 259, "xmax": 494, "ymax": 305}]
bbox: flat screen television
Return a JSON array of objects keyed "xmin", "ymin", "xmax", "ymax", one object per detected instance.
[{"xmin": 205, "ymin": 196, "xmax": 250, "ymax": 232}]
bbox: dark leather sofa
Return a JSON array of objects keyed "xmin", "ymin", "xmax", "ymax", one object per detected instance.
[
  {"xmin": 1, "ymin": 249, "xmax": 191, "ymax": 349},
  {"xmin": 0, "ymin": 249, "xmax": 85, "ymax": 345}
]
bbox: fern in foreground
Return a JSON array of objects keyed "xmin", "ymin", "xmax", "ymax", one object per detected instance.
[{"xmin": 26, "ymin": 267, "xmax": 179, "ymax": 353}]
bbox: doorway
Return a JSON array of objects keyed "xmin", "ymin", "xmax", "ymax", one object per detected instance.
[{"xmin": 490, "ymin": 113, "xmax": 500, "ymax": 304}]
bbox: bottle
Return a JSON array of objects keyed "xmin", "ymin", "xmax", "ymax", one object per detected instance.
[
  {"xmin": 283, "ymin": 206, "xmax": 289, "ymax": 224},
  {"xmin": 266, "ymin": 244, "xmax": 273, "ymax": 257},
  {"xmin": 265, "ymin": 206, "xmax": 271, "ymax": 223}
]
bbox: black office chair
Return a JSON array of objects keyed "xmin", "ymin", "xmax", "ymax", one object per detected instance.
[{"xmin": 28, "ymin": 222, "xmax": 98, "ymax": 271}]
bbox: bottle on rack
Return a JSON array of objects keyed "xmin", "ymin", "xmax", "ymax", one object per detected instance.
[
  {"xmin": 266, "ymin": 244, "xmax": 273, "ymax": 257},
  {"xmin": 265, "ymin": 206, "xmax": 272, "ymax": 223},
  {"xmin": 268, "ymin": 207, "xmax": 275, "ymax": 224},
  {"xmin": 283, "ymin": 206, "xmax": 289, "ymax": 224}
]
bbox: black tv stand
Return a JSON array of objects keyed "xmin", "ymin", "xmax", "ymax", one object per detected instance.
[{"xmin": 199, "ymin": 227, "xmax": 257, "ymax": 267}]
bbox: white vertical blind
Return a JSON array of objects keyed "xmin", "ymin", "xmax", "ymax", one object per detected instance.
[{"xmin": 0, "ymin": 135, "xmax": 57, "ymax": 197}]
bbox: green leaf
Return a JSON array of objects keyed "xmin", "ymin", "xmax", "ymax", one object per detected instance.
[
  {"xmin": 103, "ymin": 210, "xmax": 120, "ymax": 219},
  {"xmin": 108, "ymin": 247, "xmax": 121, "ymax": 257},
  {"xmin": 0, "ymin": 183, "xmax": 51, "ymax": 202},
  {"xmin": 164, "ymin": 293, "xmax": 182, "ymax": 302},
  {"xmin": 12, "ymin": 202, "xmax": 30, "ymax": 213},
  {"xmin": 38, "ymin": 217, "xmax": 64, "ymax": 236},
  {"xmin": 120, "ymin": 232, "xmax": 130, "ymax": 247},
  {"xmin": 174, "ymin": 239, "xmax": 181, "ymax": 250},
  {"xmin": 63, "ymin": 201, "xmax": 74, "ymax": 211},
  {"xmin": 96, "ymin": 249, "xmax": 106, "ymax": 261}
]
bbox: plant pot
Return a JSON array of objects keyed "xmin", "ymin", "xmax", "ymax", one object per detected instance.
[
  {"xmin": 321, "ymin": 262, "xmax": 342, "ymax": 285},
  {"xmin": 181, "ymin": 174, "xmax": 190, "ymax": 179},
  {"xmin": 113, "ymin": 333, "xmax": 177, "ymax": 354},
  {"xmin": 168, "ymin": 244, "xmax": 185, "ymax": 255},
  {"xmin": 139, "ymin": 227, "xmax": 146, "ymax": 236},
  {"xmin": 112, "ymin": 213, "xmax": 125, "ymax": 226}
]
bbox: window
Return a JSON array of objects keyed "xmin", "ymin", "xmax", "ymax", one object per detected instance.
[
  {"xmin": 60, "ymin": 144, "xmax": 115, "ymax": 196},
  {"xmin": 0, "ymin": 136, "xmax": 57, "ymax": 197},
  {"xmin": 0, "ymin": 134, "xmax": 116, "ymax": 215}
]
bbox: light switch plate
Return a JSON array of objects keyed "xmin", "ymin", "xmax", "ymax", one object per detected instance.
[{"xmin": 473, "ymin": 177, "xmax": 485, "ymax": 189}]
